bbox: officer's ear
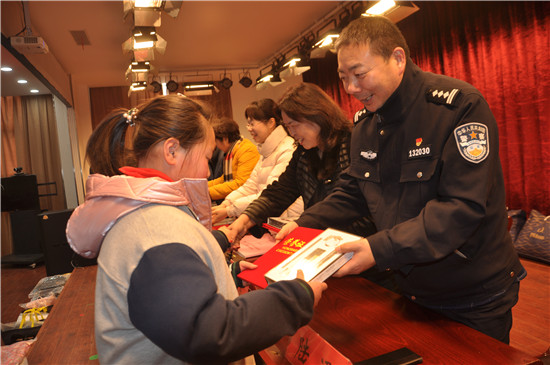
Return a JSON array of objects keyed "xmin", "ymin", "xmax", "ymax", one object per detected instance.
[{"xmin": 391, "ymin": 47, "xmax": 406, "ymax": 75}]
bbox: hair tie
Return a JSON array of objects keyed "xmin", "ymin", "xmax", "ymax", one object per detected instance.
[{"xmin": 123, "ymin": 108, "xmax": 138, "ymax": 127}]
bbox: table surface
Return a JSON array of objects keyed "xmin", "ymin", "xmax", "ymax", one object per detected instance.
[
  {"xmin": 26, "ymin": 265, "xmax": 541, "ymax": 365},
  {"xmin": 26, "ymin": 265, "xmax": 98, "ymax": 364},
  {"xmin": 307, "ymin": 276, "xmax": 541, "ymax": 364}
]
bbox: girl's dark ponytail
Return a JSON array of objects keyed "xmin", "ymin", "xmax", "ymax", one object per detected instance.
[{"xmin": 86, "ymin": 108, "xmax": 134, "ymax": 176}]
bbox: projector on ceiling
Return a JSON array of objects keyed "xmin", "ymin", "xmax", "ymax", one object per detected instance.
[{"xmin": 10, "ymin": 36, "xmax": 49, "ymax": 54}]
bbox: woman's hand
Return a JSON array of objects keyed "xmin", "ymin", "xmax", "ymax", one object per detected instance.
[
  {"xmin": 226, "ymin": 215, "xmax": 254, "ymax": 244},
  {"xmin": 275, "ymin": 221, "xmax": 298, "ymax": 242},
  {"xmin": 212, "ymin": 205, "xmax": 228, "ymax": 225}
]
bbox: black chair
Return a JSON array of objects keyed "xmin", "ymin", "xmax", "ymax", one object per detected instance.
[{"xmin": 38, "ymin": 209, "xmax": 96, "ymax": 276}]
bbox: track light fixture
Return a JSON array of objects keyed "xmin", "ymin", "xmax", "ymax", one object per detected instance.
[
  {"xmin": 122, "ymin": 27, "xmax": 167, "ymax": 62},
  {"xmin": 280, "ymin": 46, "xmax": 311, "ymax": 79},
  {"xmin": 238, "ymin": 71, "xmax": 253, "ymax": 88},
  {"xmin": 150, "ymin": 80, "xmax": 162, "ymax": 93},
  {"xmin": 130, "ymin": 81, "xmax": 147, "ymax": 91},
  {"xmin": 123, "ymin": 0, "xmax": 183, "ymax": 27},
  {"xmin": 362, "ymin": 0, "xmax": 419, "ymax": 23},
  {"xmin": 183, "ymin": 81, "xmax": 217, "ymax": 96},
  {"xmin": 255, "ymin": 63, "xmax": 285, "ymax": 90},
  {"xmin": 133, "ymin": 26, "xmax": 157, "ymax": 49},
  {"xmin": 310, "ymin": 18, "xmax": 339, "ymax": 59},
  {"xmin": 166, "ymin": 79, "xmax": 179, "ymax": 92},
  {"xmin": 220, "ymin": 71, "xmax": 233, "ymax": 89},
  {"xmin": 130, "ymin": 61, "xmax": 151, "ymax": 72}
]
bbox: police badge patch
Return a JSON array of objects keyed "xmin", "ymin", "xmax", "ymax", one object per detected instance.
[{"xmin": 454, "ymin": 122, "xmax": 489, "ymax": 163}]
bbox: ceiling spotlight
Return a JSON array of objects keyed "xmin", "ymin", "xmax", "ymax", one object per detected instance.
[
  {"xmin": 132, "ymin": 27, "xmax": 157, "ymax": 49},
  {"xmin": 131, "ymin": 61, "xmax": 151, "ymax": 72},
  {"xmin": 311, "ymin": 30, "xmax": 339, "ymax": 59},
  {"xmin": 123, "ymin": 0, "xmax": 183, "ymax": 27},
  {"xmin": 220, "ymin": 75, "xmax": 233, "ymax": 90},
  {"xmin": 280, "ymin": 53, "xmax": 311, "ymax": 79},
  {"xmin": 166, "ymin": 79, "xmax": 179, "ymax": 92},
  {"xmin": 150, "ymin": 80, "xmax": 162, "ymax": 93},
  {"xmin": 122, "ymin": 28, "xmax": 167, "ymax": 61},
  {"xmin": 362, "ymin": 0, "xmax": 419, "ymax": 23},
  {"xmin": 255, "ymin": 67, "xmax": 284, "ymax": 90},
  {"xmin": 130, "ymin": 81, "xmax": 147, "ymax": 91},
  {"xmin": 239, "ymin": 71, "xmax": 253, "ymax": 88},
  {"xmin": 183, "ymin": 81, "xmax": 216, "ymax": 96}
]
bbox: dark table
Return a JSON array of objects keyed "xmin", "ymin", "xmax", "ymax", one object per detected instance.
[
  {"xmin": 26, "ymin": 265, "xmax": 541, "ymax": 364},
  {"xmin": 305, "ymin": 275, "xmax": 541, "ymax": 364}
]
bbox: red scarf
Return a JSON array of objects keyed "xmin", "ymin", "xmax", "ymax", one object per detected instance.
[{"xmin": 119, "ymin": 166, "xmax": 174, "ymax": 182}]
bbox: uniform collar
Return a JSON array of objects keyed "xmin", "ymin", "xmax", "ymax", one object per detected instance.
[{"xmin": 374, "ymin": 59, "xmax": 424, "ymax": 125}]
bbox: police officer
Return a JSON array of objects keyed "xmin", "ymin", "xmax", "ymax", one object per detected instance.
[{"xmin": 278, "ymin": 15, "xmax": 525, "ymax": 343}]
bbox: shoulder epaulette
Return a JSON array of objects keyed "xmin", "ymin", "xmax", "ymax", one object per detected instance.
[
  {"xmin": 426, "ymin": 87, "xmax": 461, "ymax": 106},
  {"xmin": 353, "ymin": 108, "xmax": 368, "ymax": 125}
]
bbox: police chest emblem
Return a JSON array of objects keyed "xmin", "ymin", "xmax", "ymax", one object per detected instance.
[
  {"xmin": 360, "ymin": 150, "xmax": 377, "ymax": 160},
  {"xmin": 454, "ymin": 122, "xmax": 489, "ymax": 163},
  {"xmin": 408, "ymin": 138, "xmax": 432, "ymax": 159}
]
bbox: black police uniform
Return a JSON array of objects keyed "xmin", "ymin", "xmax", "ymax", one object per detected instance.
[{"xmin": 296, "ymin": 60, "xmax": 525, "ymax": 343}]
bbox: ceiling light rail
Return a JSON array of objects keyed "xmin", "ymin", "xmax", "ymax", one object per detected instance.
[{"xmin": 255, "ymin": 1, "xmax": 418, "ymax": 88}]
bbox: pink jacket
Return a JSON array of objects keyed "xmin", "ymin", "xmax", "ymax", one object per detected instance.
[{"xmin": 66, "ymin": 174, "xmax": 212, "ymax": 258}]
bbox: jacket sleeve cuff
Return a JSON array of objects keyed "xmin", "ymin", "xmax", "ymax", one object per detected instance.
[
  {"xmin": 368, "ymin": 231, "xmax": 397, "ymax": 272},
  {"xmin": 211, "ymin": 230, "xmax": 230, "ymax": 252},
  {"xmin": 230, "ymin": 262, "xmax": 245, "ymax": 288}
]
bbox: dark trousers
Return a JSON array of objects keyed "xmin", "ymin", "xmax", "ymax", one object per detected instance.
[{"xmin": 433, "ymin": 281, "xmax": 520, "ymax": 344}]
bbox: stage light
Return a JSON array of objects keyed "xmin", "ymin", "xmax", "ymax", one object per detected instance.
[
  {"xmin": 150, "ymin": 81, "xmax": 162, "ymax": 93},
  {"xmin": 362, "ymin": 1, "xmax": 419, "ymax": 23},
  {"xmin": 130, "ymin": 61, "xmax": 150, "ymax": 73},
  {"xmin": 220, "ymin": 72, "xmax": 233, "ymax": 89},
  {"xmin": 166, "ymin": 79, "xmax": 179, "ymax": 92},
  {"xmin": 280, "ymin": 53, "xmax": 311, "ymax": 79},
  {"xmin": 132, "ymin": 27, "xmax": 157, "ymax": 49},
  {"xmin": 239, "ymin": 71, "xmax": 253, "ymax": 88},
  {"xmin": 122, "ymin": 29, "xmax": 166, "ymax": 61},
  {"xmin": 183, "ymin": 81, "xmax": 217, "ymax": 96},
  {"xmin": 123, "ymin": 0, "xmax": 183, "ymax": 27},
  {"xmin": 364, "ymin": 0, "xmax": 396, "ymax": 15},
  {"xmin": 255, "ymin": 65, "xmax": 284, "ymax": 90},
  {"xmin": 130, "ymin": 81, "xmax": 147, "ymax": 91},
  {"xmin": 310, "ymin": 29, "xmax": 339, "ymax": 59}
]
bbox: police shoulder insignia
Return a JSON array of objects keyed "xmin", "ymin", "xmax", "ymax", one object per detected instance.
[
  {"xmin": 454, "ymin": 122, "xmax": 490, "ymax": 163},
  {"xmin": 353, "ymin": 108, "xmax": 368, "ymax": 125},
  {"xmin": 426, "ymin": 87, "xmax": 461, "ymax": 106}
]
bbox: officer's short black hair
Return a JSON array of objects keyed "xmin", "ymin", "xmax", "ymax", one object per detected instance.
[{"xmin": 335, "ymin": 15, "xmax": 410, "ymax": 59}]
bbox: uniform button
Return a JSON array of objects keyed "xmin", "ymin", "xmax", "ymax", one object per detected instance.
[
  {"xmin": 379, "ymin": 130, "xmax": 385, "ymax": 136},
  {"xmin": 364, "ymin": 172, "xmax": 370, "ymax": 178},
  {"xmin": 510, "ymin": 271, "xmax": 515, "ymax": 278},
  {"xmin": 417, "ymin": 172, "xmax": 423, "ymax": 178},
  {"xmin": 411, "ymin": 296, "xmax": 416, "ymax": 301}
]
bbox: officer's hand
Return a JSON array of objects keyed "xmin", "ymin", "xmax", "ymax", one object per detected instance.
[
  {"xmin": 296, "ymin": 269, "xmax": 327, "ymax": 308},
  {"xmin": 275, "ymin": 221, "xmax": 298, "ymax": 242},
  {"xmin": 333, "ymin": 238, "xmax": 376, "ymax": 277}
]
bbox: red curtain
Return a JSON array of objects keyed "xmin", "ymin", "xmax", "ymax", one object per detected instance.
[{"xmin": 304, "ymin": 1, "xmax": 550, "ymax": 215}]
